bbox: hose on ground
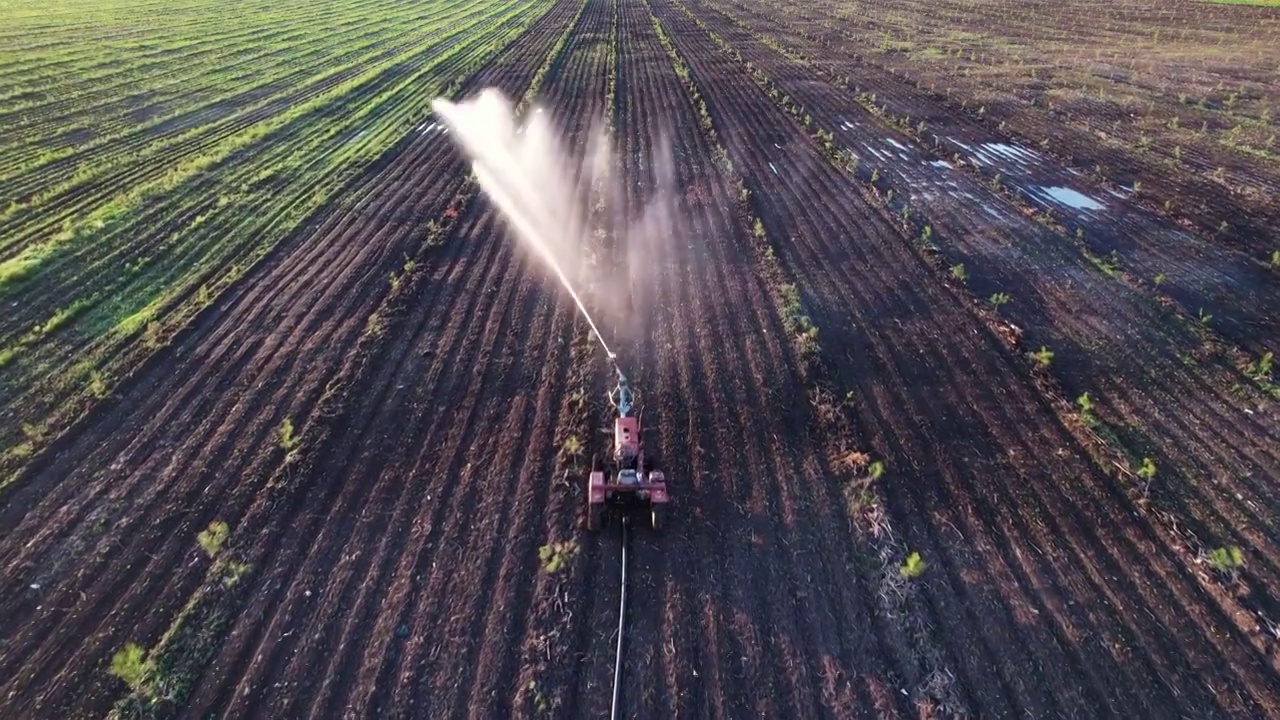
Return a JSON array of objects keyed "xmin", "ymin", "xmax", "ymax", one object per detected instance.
[{"xmin": 610, "ymin": 515, "xmax": 630, "ymax": 720}]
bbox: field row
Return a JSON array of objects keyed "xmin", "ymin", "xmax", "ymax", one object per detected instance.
[
  {"xmin": 0, "ymin": 0, "xmax": 1276, "ymax": 717},
  {"xmin": 0, "ymin": 0, "xmax": 556, "ymax": 484},
  {"xmin": 797, "ymin": 0, "xmax": 1280, "ymax": 255}
]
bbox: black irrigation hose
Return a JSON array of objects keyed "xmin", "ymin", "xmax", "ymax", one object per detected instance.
[{"xmin": 610, "ymin": 515, "xmax": 631, "ymax": 720}]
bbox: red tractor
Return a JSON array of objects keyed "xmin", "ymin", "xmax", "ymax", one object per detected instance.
[{"xmin": 586, "ymin": 370, "xmax": 668, "ymax": 531}]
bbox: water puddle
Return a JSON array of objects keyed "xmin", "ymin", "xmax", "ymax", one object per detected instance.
[
  {"xmin": 1036, "ymin": 185, "xmax": 1105, "ymax": 211},
  {"xmin": 981, "ymin": 142, "xmax": 1039, "ymax": 165},
  {"xmin": 769, "ymin": 161, "xmax": 779, "ymax": 176},
  {"xmin": 952, "ymin": 139, "xmax": 1042, "ymax": 170},
  {"xmin": 885, "ymin": 138, "xmax": 909, "ymax": 152},
  {"xmin": 929, "ymin": 160, "xmax": 953, "ymax": 169}
]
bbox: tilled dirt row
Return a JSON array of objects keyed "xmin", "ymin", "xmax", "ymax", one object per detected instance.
[
  {"xmin": 707, "ymin": 0, "xmax": 1280, "ymax": 359},
  {"xmin": 2, "ymin": 0, "xmax": 1278, "ymax": 718},
  {"xmin": 184, "ymin": 0, "xmax": 606, "ymax": 715},
  {"xmin": 682, "ymin": 0, "xmax": 1280, "ymax": 660},
  {"xmin": 0, "ymin": 0, "xmax": 549, "ymax": 487},
  {"xmin": 561, "ymin": 0, "xmax": 911, "ymax": 716},
  {"xmin": 648, "ymin": 0, "xmax": 1280, "ymax": 715},
  {"xmin": 0, "ymin": 0, "xmax": 576, "ymax": 715},
  {"xmin": 797, "ymin": 0, "xmax": 1280, "ymax": 258}
]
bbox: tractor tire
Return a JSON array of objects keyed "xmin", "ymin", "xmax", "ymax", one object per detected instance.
[
  {"xmin": 587, "ymin": 504, "xmax": 602, "ymax": 531},
  {"xmin": 650, "ymin": 505, "xmax": 665, "ymax": 530}
]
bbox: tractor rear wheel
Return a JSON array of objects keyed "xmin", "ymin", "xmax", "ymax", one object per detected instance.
[
  {"xmin": 650, "ymin": 505, "xmax": 665, "ymax": 530},
  {"xmin": 587, "ymin": 504, "xmax": 602, "ymax": 531}
]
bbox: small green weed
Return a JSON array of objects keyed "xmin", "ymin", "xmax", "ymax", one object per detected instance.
[
  {"xmin": 1030, "ymin": 346, "xmax": 1054, "ymax": 368},
  {"xmin": 1207, "ymin": 546, "xmax": 1244, "ymax": 578},
  {"xmin": 868, "ymin": 460, "xmax": 885, "ymax": 480},
  {"xmin": 900, "ymin": 551, "xmax": 926, "ymax": 578},
  {"xmin": 1135, "ymin": 457, "xmax": 1157, "ymax": 497},
  {"xmin": 1245, "ymin": 351, "xmax": 1273, "ymax": 382},
  {"xmin": 1076, "ymin": 392, "xmax": 1096, "ymax": 427},
  {"xmin": 142, "ymin": 321, "xmax": 163, "ymax": 350},
  {"xmin": 222, "ymin": 560, "xmax": 252, "ymax": 587},
  {"xmin": 528, "ymin": 679, "xmax": 550, "ymax": 713},
  {"xmin": 278, "ymin": 418, "xmax": 298, "ymax": 451},
  {"xmin": 1136, "ymin": 457, "xmax": 1156, "ymax": 480},
  {"xmin": 87, "ymin": 370, "xmax": 108, "ymax": 399},
  {"xmin": 108, "ymin": 642, "xmax": 153, "ymax": 692},
  {"xmin": 539, "ymin": 540, "xmax": 579, "ymax": 573},
  {"xmin": 365, "ymin": 312, "xmax": 385, "ymax": 338},
  {"xmin": 561, "ymin": 434, "xmax": 583, "ymax": 461},
  {"xmin": 197, "ymin": 520, "xmax": 229, "ymax": 558}
]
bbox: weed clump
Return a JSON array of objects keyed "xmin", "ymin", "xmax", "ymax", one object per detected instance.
[
  {"xmin": 539, "ymin": 541, "xmax": 578, "ymax": 573},
  {"xmin": 278, "ymin": 418, "xmax": 298, "ymax": 451},
  {"xmin": 108, "ymin": 642, "xmax": 153, "ymax": 692},
  {"xmin": 196, "ymin": 520, "xmax": 229, "ymax": 558},
  {"xmin": 1207, "ymin": 546, "xmax": 1244, "ymax": 581},
  {"xmin": 900, "ymin": 551, "xmax": 926, "ymax": 578}
]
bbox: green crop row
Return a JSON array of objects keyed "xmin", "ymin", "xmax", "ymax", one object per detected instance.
[{"xmin": 0, "ymin": 0, "xmax": 549, "ymax": 482}]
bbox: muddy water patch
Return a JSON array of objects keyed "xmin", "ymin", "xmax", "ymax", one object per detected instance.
[
  {"xmin": 862, "ymin": 143, "xmax": 888, "ymax": 162},
  {"xmin": 981, "ymin": 142, "xmax": 1040, "ymax": 166},
  {"xmin": 952, "ymin": 139, "xmax": 1043, "ymax": 171},
  {"xmin": 1033, "ymin": 185, "xmax": 1105, "ymax": 212}
]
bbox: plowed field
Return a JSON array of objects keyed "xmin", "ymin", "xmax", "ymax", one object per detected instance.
[{"xmin": 2, "ymin": 0, "xmax": 1278, "ymax": 717}]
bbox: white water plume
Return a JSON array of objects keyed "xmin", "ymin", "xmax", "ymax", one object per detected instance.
[{"xmin": 430, "ymin": 88, "xmax": 679, "ymax": 365}]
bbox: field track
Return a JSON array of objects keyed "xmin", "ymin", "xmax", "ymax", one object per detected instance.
[{"xmin": 1, "ymin": 0, "xmax": 1278, "ymax": 717}]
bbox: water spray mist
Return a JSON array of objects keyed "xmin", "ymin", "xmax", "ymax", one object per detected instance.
[{"xmin": 431, "ymin": 89, "xmax": 618, "ymax": 362}]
